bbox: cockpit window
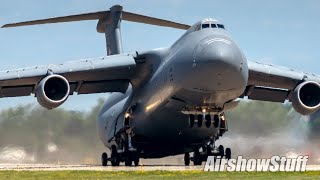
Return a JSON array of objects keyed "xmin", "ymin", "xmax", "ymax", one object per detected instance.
[
  {"xmin": 201, "ymin": 24, "xmax": 210, "ymax": 29},
  {"xmin": 211, "ymin": 24, "xmax": 217, "ymax": 28},
  {"xmin": 217, "ymin": 24, "xmax": 225, "ymax": 29},
  {"xmin": 194, "ymin": 22, "xmax": 225, "ymax": 32}
]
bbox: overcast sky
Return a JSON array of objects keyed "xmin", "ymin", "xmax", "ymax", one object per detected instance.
[{"xmin": 0, "ymin": 0, "xmax": 319, "ymax": 111}]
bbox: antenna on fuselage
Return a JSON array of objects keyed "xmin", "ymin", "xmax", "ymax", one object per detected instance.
[{"xmin": 2, "ymin": 5, "xmax": 191, "ymax": 56}]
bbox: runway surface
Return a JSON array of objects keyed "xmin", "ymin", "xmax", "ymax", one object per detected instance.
[
  {"xmin": 1, "ymin": 164, "xmax": 320, "ymax": 171},
  {"xmin": 0, "ymin": 164, "xmax": 202, "ymax": 171}
]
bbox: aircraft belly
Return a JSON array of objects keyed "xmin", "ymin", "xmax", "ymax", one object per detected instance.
[
  {"xmin": 132, "ymin": 104, "xmax": 218, "ymax": 144},
  {"xmin": 175, "ymin": 87, "xmax": 243, "ymax": 107}
]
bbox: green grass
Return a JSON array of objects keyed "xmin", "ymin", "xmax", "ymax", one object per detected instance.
[{"xmin": 0, "ymin": 170, "xmax": 319, "ymax": 180}]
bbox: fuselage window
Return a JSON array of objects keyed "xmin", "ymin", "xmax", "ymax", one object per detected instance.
[
  {"xmin": 211, "ymin": 24, "xmax": 217, "ymax": 28},
  {"xmin": 217, "ymin": 24, "xmax": 225, "ymax": 29},
  {"xmin": 202, "ymin": 23, "xmax": 210, "ymax": 29}
]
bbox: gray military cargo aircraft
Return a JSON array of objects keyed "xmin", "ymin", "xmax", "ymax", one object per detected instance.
[{"xmin": 1, "ymin": 5, "xmax": 320, "ymax": 166}]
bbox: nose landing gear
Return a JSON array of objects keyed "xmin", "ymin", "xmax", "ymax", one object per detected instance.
[
  {"xmin": 197, "ymin": 114, "xmax": 203, "ymax": 127},
  {"xmin": 188, "ymin": 112, "xmax": 228, "ymax": 133},
  {"xmin": 205, "ymin": 114, "xmax": 211, "ymax": 128}
]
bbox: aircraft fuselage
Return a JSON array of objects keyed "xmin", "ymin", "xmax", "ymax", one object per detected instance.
[{"xmin": 97, "ymin": 21, "xmax": 248, "ymax": 158}]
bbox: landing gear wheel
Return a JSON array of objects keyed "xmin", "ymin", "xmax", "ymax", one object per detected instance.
[
  {"xmin": 206, "ymin": 145, "xmax": 212, "ymax": 156},
  {"xmin": 193, "ymin": 149, "xmax": 202, "ymax": 165},
  {"xmin": 101, "ymin": 152, "xmax": 108, "ymax": 166},
  {"xmin": 125, "ymin": 151, "xmax": 132, "ymax": 166},
  {"xmin": 218, "ymin": 145, "xmax": 224, "ymax": 157},
  {"xmin": 189, "ymin": 115, "xmax": 195, "ymax": 128},
  {"xmin": 205, "ymin": 115, "xmax": 211, "ymax": 128},
  {"xmin": 213, "ymin": 115, "xmax": 219, "ymax": 128},
  {"xmin": 225, "ymin": 148, "xmax": 231, "ymax": 160},
  {"xmin": 111, "ymin": 146, "xmax": 120, "ymax": 166},
  {"xmin": 184, "ymin": 152, "xmax": 190, "ymax": 166},
  {"xmin": 197, "ymin": 114, "xmax": 203, "ymax": 127},
  {"xmin": 132, "ymin": 151, "xmax": 140, "ymax": 166}
]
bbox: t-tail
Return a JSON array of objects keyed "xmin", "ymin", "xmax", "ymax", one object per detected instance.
[{"xmin": 1, "ymin": 5, "xmax": 191, "ymax": 55}]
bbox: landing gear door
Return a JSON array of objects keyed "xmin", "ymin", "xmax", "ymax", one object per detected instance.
[{"xmin": 97, "ymin": 84, "xmax": 133, "ymax": 144}]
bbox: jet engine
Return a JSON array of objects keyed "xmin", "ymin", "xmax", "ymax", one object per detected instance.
[
  {"xmin": 36, "ymin": 74, "xmax": 70, "ymax": 109},
  {"xmin": 291, "ymin": 81, "xmax": 320, "ymax": 115}
]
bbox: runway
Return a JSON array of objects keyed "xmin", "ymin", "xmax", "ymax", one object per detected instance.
[
  {"xmin": 0, "ymin": 164, "xmax": 202, "ymax": 171},
  {"xmin": 1, "ymin": 164, "xmax": 320, "ymax": 171}
]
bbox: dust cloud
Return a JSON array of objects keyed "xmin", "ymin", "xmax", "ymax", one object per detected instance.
[{"xmin": 0, "ymin": 101, "xmax": 319, "ymax": 165}]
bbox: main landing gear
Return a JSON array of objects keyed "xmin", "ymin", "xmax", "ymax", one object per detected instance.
[
  {"xmin": 101, "ymin": 128, "xmax": 140, "ymax": 167},
  {"xmin": 101, "ymin": 145, "xmax": 140, "ymax": 167},
  {"xmin": 188, "ymin": 112, "xmax": 227, "ymax": 131},
  {"xmin": 184, "ymin": 144, "xmax": 232, "ymax": 166}
]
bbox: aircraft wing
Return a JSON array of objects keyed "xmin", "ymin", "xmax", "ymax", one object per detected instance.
[
  {"xmin": 0, "ymin": 54, "xmax": 138, "ymax": 98},
  {"xmin": 244, "ymin": 61, "xmax": 320, "ymax": 103}
]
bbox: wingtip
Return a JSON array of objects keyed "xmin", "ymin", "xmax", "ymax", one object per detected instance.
[{"xmin": 1, "ymin": 24, "xmax": 10, "ymax": 28}]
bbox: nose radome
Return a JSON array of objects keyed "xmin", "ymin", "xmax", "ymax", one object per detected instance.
[
  {"xmin": 193, "ymin": 37, "xmax": 239, "ymax": 69},
  {"xmin": 187, "ymin": 36, "xmax": 245, "ymax": 91}
]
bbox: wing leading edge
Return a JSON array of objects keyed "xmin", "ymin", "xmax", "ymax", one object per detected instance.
[
  {"xmin": 0, "ymin": 54, "xmax": 137, "ymax": 98},
  {"xmin": 245, "ymin": 60, "xmax": 320, "ymax": 103}
]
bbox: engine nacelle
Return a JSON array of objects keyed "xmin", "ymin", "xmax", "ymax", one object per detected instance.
[
  {"xmin": 36, "ymin": 74, "xmax": 70, "ymax": 109},
  {"xmin": 291, "ymin": 81, "xmax": 320, "ymax": 115}
]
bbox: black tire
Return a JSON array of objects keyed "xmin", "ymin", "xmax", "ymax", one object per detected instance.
[
  {"xmin": 189, "ymin": 114, "xmax": 195, "ymax": 128},
  {"xmin": 197, "ymin": 114, "xmax": 203, "ymax": 127},
  {"xmin": 125, "ymin": 151, "xmax": 132, "ymax": 166},
  {"xmin": 111, "ymin": 146, "xmax": 120, "ymax": 166},
  {"xmin": 194, "ymin": 159, "xmax": 202, "ymax": 165},
  {"xmin": 133, "ymin": 151, "xmax": 140, "ymax": 166},
  {"xmin": 206, "ymin": 145, "xmax": 212, "ymax": 156},
  {"xmin": 218, "ymin": 145, "xmax": 224, "ymax": 157},
  {"xmin": 213, "ymin": 115, "xmax": 219, "ymax": 128},
  {"xmin": 205, "ymin": 115, "xmax": 211, "ymax": 128},
  {"xmin": 225, "ymin": 148, "xmax": 231, "ymax": 160},
  {"xmin": 184, "ymin": 152, "xmax": 190, "ymax": 166},
  {"xmin": 101, "ymin": 152, "xmax": 108, "ymax": 166},
  {"xmin": 193, "ymin": 149, "xmax": 202, "ymax": 166}
]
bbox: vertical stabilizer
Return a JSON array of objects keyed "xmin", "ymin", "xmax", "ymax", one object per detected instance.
[{"xmin": 104, "ymin": 5, "xmax": 123, "ymax": 55}]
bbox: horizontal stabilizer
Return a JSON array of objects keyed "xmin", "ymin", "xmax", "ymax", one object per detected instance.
[
  {"xmin": 122, "ymin": 11, "xmax": 190, "ymax": 30},
  {"xmin": 1, "ymin": 11, "xmax": 108, "ymax": 28},
  {"xmin": 1, "ymin": 6, "xmax": 191, "ymax": 30}
]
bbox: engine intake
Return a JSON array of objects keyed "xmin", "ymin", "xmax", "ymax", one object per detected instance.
[
  {"xmin": 291, "ymin": 81, "xmax": 320, "ymax": 115},
  {"xmin": 36, "ymin": 74, "xmax": 70, "ymax": 109}
]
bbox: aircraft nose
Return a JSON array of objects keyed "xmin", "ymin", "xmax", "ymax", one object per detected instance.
[
  {"xmin": 189, "ymin": 36, "xmax": 246, "ymax": 91},
  {"xmin": 193, "ymin": 36, "xmax": 240, "ymax": 70}
]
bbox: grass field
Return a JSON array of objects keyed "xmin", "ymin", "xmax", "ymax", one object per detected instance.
[{"xmin": 0, "ymin": 170, "xmax": 319, "ymax": 180}]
